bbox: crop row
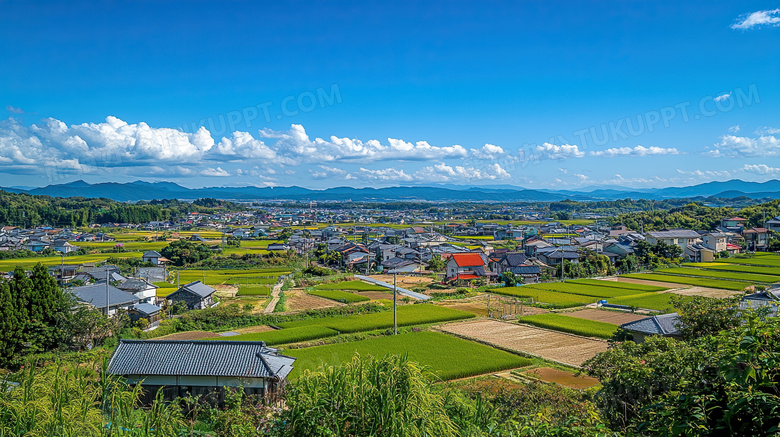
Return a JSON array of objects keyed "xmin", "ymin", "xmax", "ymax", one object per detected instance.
[
  {"xmin": 286, "ymin": 331, "xmax": 531, "ymax": 380},
  {"xmin": 620, "ymin": 273, "xmax": 750, "ymax": 291},
  {"xmin": 313, "ymin": 280, "xmax": 388, "ymax": 292},
  {"xmin": 308, "ymin": 289, "xmax": 371, "ymax": 303},
  {"xmin": 607, "ymin": 292, "xmax": 692, "ymax": 312},
  {"xmin": 524, "ymin": 282, "xmax": 641, "ymax": 299},
  {"xmin": 206, "ymin": 326, "xmax": 338, "ymax": 345},
  {"xmin": 490, "ymin": 287, "xmax": 593, "ymax": 308},
  {"xmin": 657, "ymin": 267, "xmax": 780, "ymax": 284},
  {"xmin": 519, "ymin": 314, "xmax": 617, "ymax": 339},
  {"xmin": 682, "ymin": 263, "xmax": 780, "ymax": 276},
  {"xmin": 567, "ymin": 278, "xmax": 667, "ymax": 292},
  {"xmin": 237, "ymin": 284, "xmax": 272, "ymax": 296},
  {"xmin": 276, "ymin": 304, "xmax": 475, "ymax": 333}
]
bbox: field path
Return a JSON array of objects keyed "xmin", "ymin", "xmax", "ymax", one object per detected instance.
[{"xmin": 263, "ymin": 281, "xmax": 285, "ymax": 314}]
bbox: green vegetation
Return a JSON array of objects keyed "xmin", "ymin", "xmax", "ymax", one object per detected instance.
[
  {"xmin": 308, "ymin": 289, "xmax": 371, "ymax": 303},
  {"xmin": 519, "ymin": 313, "xmax": 618, "ymax": 339},
  {"xmin": 526, "ymin": 282, "xmax": 642, "ymax": 298},
  {"xmin": 715, "ymin": 255, "xmax": 780, "ymax": 267},
  {"xmin": 286, "ymin": 331, "xmax": 531, "ymax": 380},
  {"xmin": 313, "ymin": 280, "xmax": 387, "ymax": 291},
  {"xmin": 568, "ymin": 278, "xmax": 668, "ymax": 292},
  {"xmin": 684, "ymin": 262, "xmax": 780, "ymax": 276},
  {"xmin": 608, "ymin": 292, "xmax": 692, "ymax": 312},
  {"xmin": 206, "ymin": 326, "xmax": 338, "ymax": 345},
  {"xmin": 276, "ymin": 304, "xmax": 475, "ymax": 333},
  {"xmin": 491, "ymin": 286, "xmax": 594, "ymax": 308},
  {"xmin": 160, "ymin": 239, "xmax": 216, "ymax": 266},
  {"xmin": 620, "ymin": 273, "xmax": 751, "ymax": 291},
  {"xmin": 237, "ymin": 284, "xmax": 272, "ymax": 296},
  {"xmin": 657, "ymin": 267, "xmax": 780, "ymax": 283}
]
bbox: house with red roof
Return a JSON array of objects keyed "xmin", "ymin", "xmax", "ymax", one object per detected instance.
[{"xmin": 445, "ymin": 252, "xmax": 488, "ymax": 281}]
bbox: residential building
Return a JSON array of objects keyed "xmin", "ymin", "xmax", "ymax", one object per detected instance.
[
  {"xmin": 620, "ymin": 313, "xmax": 682, "ymax": 343},
  {"xmin": 742, "ymin": 227, "xmax": 769, "ymax": 251},
  {"xmin": 70, "ymin": 283, "xmax": 139, "ymax": 316},
  {"xmin": 645, "ymin": 230, "xmax": 701, "ymax": 249},
  {"xmin": 445, "ymin": 252, "xmax": 488, "ymax": 280},
  {"xmin": 166, "ymin": 281, "xmax": 216, "ymax": 310}
]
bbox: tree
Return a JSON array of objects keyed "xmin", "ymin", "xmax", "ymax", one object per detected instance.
[
  {"xmin": 0, "ymin": 280, "xmax": 23, "ymax": 368},
  {"xmin": 160, "ymin": 240, "xmax": 215, "ymax": 266},
  {"xmin": 427, "ymin": 254, "xmax": 445, "ymax": 272},
  {"xmin": 502, "ymin": 271, "xmax": 517, "ymax": 287}
]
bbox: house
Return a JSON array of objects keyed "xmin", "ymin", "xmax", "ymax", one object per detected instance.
[
  {"xmin": 128, "ymin": 303, "xmax": 163, "ymax": 326},
  {"xmin": 166, "ymin": 281, "xmax": 216, "ymax": 310},
  {"xmin": 117, "ymin": 278, "xmax": 159, "ymax": 304},
  {"xmin": 70, "ymin": 283, "xmax": 140, "ymax": 316},
  {"xmin": 53, "ymin": 239, "xmax": 77, "ymax": 254},
  {"xmin": 445, "ymin": 252, "xmax": 488, "ymax": 280},
  {"xmin": 684, "ymin": 243, "xmax": 715, "ymax": 263},
  {"xmin": 645, "ymin": 230, "xmax": 701, "ymax": 249},
  {"xmin": 739, "ymin": 286, "xmax": 780, "ymax": 318},
  {"xmin": 702, "ymin": 232, "xmax": 728, "ymax": 253},
  {"xmin": 767, "ymin": 216, "xmax": 780, "ymax": 233},
  {"xmin": 141, "ymin": 250, "xmax": 164, "ymax": 265},
  {"xmin": 721, "ymin": 216, "xmax": 747, "ymax": 230},
  {"xmin": 742, "ymin": 227, "xmax": 769, "ymax": 251},
  {"xmin": 381, "ymin": 257, "xmax": 419, "ymax": 273},
  {"xmin": 494, "ymin": 252, "xmax": 528, "ymax": 275},
  {"xmin": 620, "ymin": 313, "xmax": 683, "ymax": 343},
  {"xmin": 267, "ymin": 243, "xmax": 291, "ymax": 251},
  {"xmin": 107, "ymin": 340, "xmax": 296, "ymax": 404}
]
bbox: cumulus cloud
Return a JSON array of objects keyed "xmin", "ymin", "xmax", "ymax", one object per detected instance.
[
  {"xmin": 731, "ymin": 9, "xmax": 780, "ymax": 30},
  {"xmin": 709, "ymin": 131, "xmax": 780, "ymax": 158},
  {"xmin": 214, "ymin": 131, "xmax": 275, "ymax": 159},
  {"xmin": 471, "ymin": 143, "xmax": 505, "ymax": 159},
  {"xmin": 676, "ymin": 169, "xmax": 732, "ymax": 178},
  {"xmin": 342, "ymin": 162, "xmax": 511, "ymax": 183},
  {"xmin": 258, "ymin": 124, "xmax": 468, "ymax": 163},
  {"xmin": 310, "ymin": 165, "xmax": 347, "ymax": 180},
  {"xmin": 200, "ymin": 167, "xmax": 231, "ymax": 177},
  {"xmin": 574, "ymin": 173, "xmax": 588, "ymax": 181},
  {"xmin": 740, "ymin": 164, "xmax": 780, "ymax": 175},
  {"xmin": 590, "ymin": 145, "xmax": 680, "ymax": 157},
  {"xmin": 535, "ymin": 142, "xmax": 584, "ymax": 159}
]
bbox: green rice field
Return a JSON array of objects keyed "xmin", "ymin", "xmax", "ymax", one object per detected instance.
[
  {"xmin": 490, "ymin": 286, "xmax": 594, "ymax": 308},
  {"xmin": 682, "ymin": 263, "xmax": 780, "ymax": 276},
  {"xmin": 313, "ymin": 280, "xmax": 387, "ymax": 292},
  {"xmin": 0, "ymin": 252, "xmax": 144, "ymax": 271},
  {"xmin": 276, "ymin": 304, "xmax": 475, "ymax": 333},
  {"xmin": 206, "ymin": 326, "xmax": 338, "ymax": 345},
  {"xmin": 713, "ymin": 254, "xmax": 780, "ymax": 267},
  {"xmin": 525, "ymin": 282, "xmax": 644, "ymax": 298},
  {"xmin": 568, "ymin": 278, "xmax": 668, "ymax": 293},
  {"xmin": 236, "ymin": 284, "xmax": 272, "ymax": 296},
  {"xmin": 608, "ymin": 292, "xmax": 693, "ymax": 313},
  {"xmin": 620, "ymin": 273, "xmax": 751, "ymax": 291},
  {"xmin": 656, "ymin": 267, "xmax": 780, "ymax": 284},
  {"xmin": 519, "ymin": 313, "xmax": 618, "ymax": 339},
  {"xmin": 308, "ymin": 289, "xmax": 371, "ymax": 303},
  {"xmin": 286, "ymin": 331, "xmax": 531, "ymax": 380}
]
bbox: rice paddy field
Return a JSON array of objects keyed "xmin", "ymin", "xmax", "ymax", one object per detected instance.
[
  {"xmin": 313, "ymin": 280, "xmax": 387, "ymax": 292},
  {"xmin": 607, "ymin": 292, "xmax": 693, "ymax": 312},
  {"xmin": 173, "ymin": 268, "xmax": 290, "ymax": 286},
  {"xmin": 490, "ymin": 286, "xmax": 594, "ymax": 308},
  {"xmin": 206, "ymin": 326, "xmax": 338, "ymax": 345},
  {"xmin": 285, "ymin": 331, "xmax": 532, "ymax": 380},
  {"xmin": 276, "ymin": 304, "xmax": 475, "ymax": 333},
  {"xmin": 0, "ymin": 252, "xmax": 144, "ymax": 271},
  {"xmin": 71, "ymin": 241, "xmax": 169, "ymax": 251},
  {"xmin": 308, "ymin": 289, "xmax": 371, "ymax": 303},
  {"xmin": 236, "ymin": 284, "xmax": 272, "ymax": 296},
  {"xmin": 712, "ymin": 254, "xmax": 780, "ymax": 267},
  {"xmin": 525, "ymin": 282, "xmax": 644, "ymax": 298},
  {"xmin": 519, "ymin": 314, "xmax": 618, "ymax": 339},
  {"xmin": 153, "ymin": 281, "xmax": 177, "ymax": 297},
  {"xmin": 682, "ymin": 263, "xmax": 780, "ymax": 276},
  {"xmin": 656, "ymin": 267, "xmax": 780, "ymax": 284},
  {"xmin": 567, "ymin": 278, "xmax": 668, "ymax": 293},
  {"xmin": 620, "ymin": 273, "xmax": 751, "ymax": 291}
]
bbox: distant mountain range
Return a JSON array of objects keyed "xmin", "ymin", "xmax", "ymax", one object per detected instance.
[{"xmin": 2, "ymin": 179, "xmax": 780, "ymax": 203}]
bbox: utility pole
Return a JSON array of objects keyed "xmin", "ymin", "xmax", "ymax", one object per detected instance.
[
  {"xmin": 105, "ymin": 275, "xmax": 110, "ymax": 317},
  {"xmin": 393, "ymin": 270, "xmax": 398, "ymax": 335}
]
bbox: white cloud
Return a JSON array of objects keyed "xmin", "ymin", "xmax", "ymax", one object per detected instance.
[
  {"xmin": 5, "ymin": 105, "xmax": 24, "ymax": 114},
  {"xmin": 472, "ymin": 143, "xmax": 505, "ymax": 159},
  {"xmin": 711, "ymin": 132, "xmax": 780, "ymax": 157},
  {"xmin": 344, "ymin": 162, "xmax": 511, "ymax": 183},
  {"xmin": 590, "ymin": 145, "xmax": 679, "ymax": 157},
  {"xmin": 728, "ymin": 125, "xmax": 740, "ymax": 133},
  {"xmin": 714, "ymin": 93, "xmax": 731, "ymax": 102},
  {"xmin": 535, "ymin": 142, "xmax": 584, "ymax": 159},
  {"xmin": 215, "ymin": 131, "xmax": 276, "ymax": 159},
  {"xmin": 676, "ymin": 169, "xmax": 732, "ymax": 178},
  {"xmin": 200, "ymin": 167, "xmax": 230, "ymax": 177},
  {"xmin": 740, "ymin": 164, "xmax": 780, "ymax": 175},
  {"xmin": 310, "ymin": 165, "xmax": 347, "ymax": 180},
  {"xmin": 574, "ymin": 173, "xmax": 588, "ymax": 181},
  {"xmin": 731, "ymin": 9, "xmax": 780, "ymax": 30}
]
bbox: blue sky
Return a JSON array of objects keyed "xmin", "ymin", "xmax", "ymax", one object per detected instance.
[{"xmin": 1, "ymin": 1, "xmax": 779, "ymax": 190}]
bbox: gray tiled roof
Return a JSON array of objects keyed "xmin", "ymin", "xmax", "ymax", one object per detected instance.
[
  {"xmin": 177, "ymin": 281, "xmax": 215, "ymax": 298},
  {"xmin": 142, "ymin": 250, "xmax": 162, "ymax": 258},
  {"xmin": 107, "ymin": 340, "xmax": 296, "ymax": 380},
  {"xmin": 71, "ymin": 284, "xmax": 139, "ymax": 309},
  {"xmin": 621, "ymin": 313, "xmax": 682, "ymax": 336},
  {"xmin": 646, "ymin": 230, "xmax": 701, "ymax": 239},
  {"xmin": 131, "ymin": 303, "xmax": 161, "ymax": 316},
  {"xmin": 117, "ymin": 278, "xmax": 157, "ymax": 292}
]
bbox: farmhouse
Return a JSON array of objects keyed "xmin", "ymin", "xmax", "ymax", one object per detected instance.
[
  {"xmin": 141, "ymin": 250, "xmax": 168, "ymax": 265},
  {"xmin": 107, "ymin": 340, "xmax": 296, "ymax": 404},
  {"xmin": 620, "ymin": 313, "xmax": 682, "ymax": 343},
  {"xmin": 70, "ymin": 283, "xmax": 139, "ymax": 316},
  {"xmin": 445, "ymin": 252, "xmax": 488, "ymax": 281},
  {"xmin": 166, "ymin": 280, "xmax": 216, "ymax": 310},
  {"xmin": 645, "ymin": 230, "xmax": 701, "ymax": 249}
]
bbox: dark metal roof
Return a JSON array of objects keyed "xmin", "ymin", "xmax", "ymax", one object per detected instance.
[
  {"xmin": 174, "ymin": 281, "xmax": 215, "ymax": 298},
  {"xmin": 647, "ymin": 230, "xmax": 701, "ymax": 239},
  {"xmin": 107, "ymin": 340, "xmax": 296, "ymax": 380},
  {"xmin": 142, "ymin": 250, "xmax": 162, "ymax": 258},
  {"xmin": 131, "ymin": 303, "xmax": 162, "ymax": 316},
  {"xmin": 621, "ymin": 313, "xmax": 682, "ymax": 336},
  {"xmin": 117, "ymin": 278, "xmax": 157, "ymax": 292},
  {"xmin": 71, "ymin": 283, "xmax": 139, "ymax": 309}
]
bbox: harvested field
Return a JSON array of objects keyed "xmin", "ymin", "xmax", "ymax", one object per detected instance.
[
  {"xmin": 373, "ymin": 274, "xmax": 434, "ymax": 288},
  {"xmin": 669, "ymin": 286, "xmax": 745, "ymax": 299},
  {"xmin": 356, "ymin": 291, "xmax": 395, "ymax": 300},
  {"xmin": 153, "ymin": 331, "xmax": 216, "ymax": 340},
  {"xmin": 440, "ymin": 320, "xmax": 607, "ymax": 367},
  {"xmin": 285, "ymin": 290, "xmax": 344, "ymax": 311},
  {"xmin": 233, "ymin": 325, "xmax": 275, "ymax": 334},
  {"xmin": 522, "ymin": 367, "xmax": 599, "ymax": 389},
  {"xmin": 565, "ymin": 309, "xmax": 646, "ymax": 325}
]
